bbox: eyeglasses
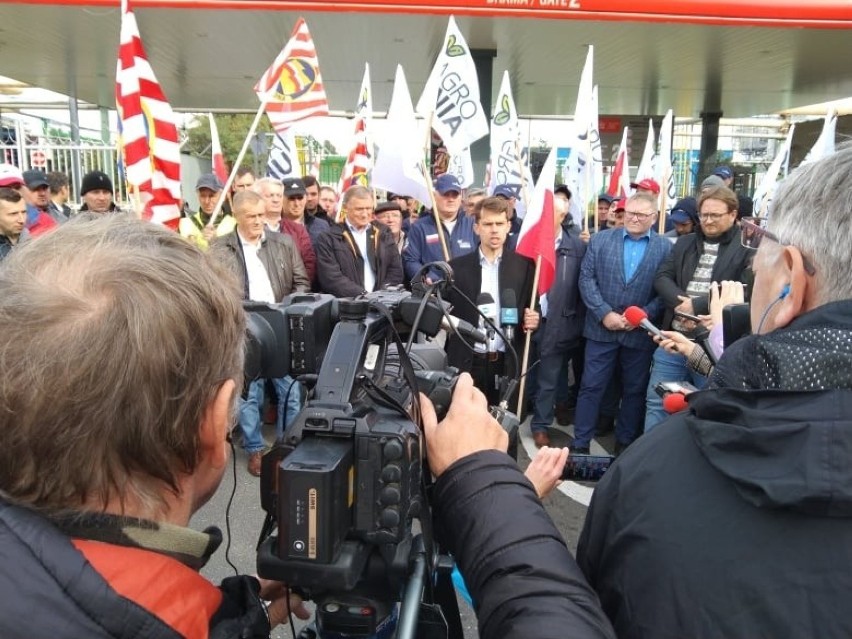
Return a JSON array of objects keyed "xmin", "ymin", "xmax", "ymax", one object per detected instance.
[
  {"xmin": 740, "ymin": 217, "xmax": 816, "ymax": 275},
  {"xmin": 624, "ymin": 210, "xmax": 655, "ymax": 220},
  {"xmin": 699, "ymin": 212, "xmax": 730, "ymax": 221}
]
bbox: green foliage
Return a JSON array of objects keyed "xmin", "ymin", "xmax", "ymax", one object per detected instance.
[{"xmin": 183, "ymin": 113, "xmax": 274, "ymax": 165}]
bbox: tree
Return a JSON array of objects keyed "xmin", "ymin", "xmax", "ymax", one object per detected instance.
[{"xmin": 183, "ymin": 113, "xmax": 274, "ymax": 168}]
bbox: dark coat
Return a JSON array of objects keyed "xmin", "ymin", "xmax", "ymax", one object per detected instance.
[
  {"xmin": 402, "ymin": 212, "xmax": 478, "ymax": 282},
  {"xmin": 443, "ymin": 248, "xmax": 535, "ymax": 376},
  {"xmin": 212, "ymin": 229, "xmax": 310, "ymax": 302},
  {"xmin": 578, "ymin": 301, "xmax": 852, "ymax": 639},
  {"xmin": 315, "ymin": 222, "xmax": 404, "ymax": 297},
  {"xmin": 579, "ymin": 228, "xmax": 671, "ymax": 350},
  {"xmin": 654, "ymin": 224, "xmax": 753, "ymax": 329},
  {"xmin": 434, "ymin": 451, "xmax": 616, "ymax": 639},
  {"xmin": 539, "ymin": 225, "xmax": 587, "ymax": 357}
]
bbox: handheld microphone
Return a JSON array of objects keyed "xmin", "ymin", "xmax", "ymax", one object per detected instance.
[
  {"xmin": 624, "ymin": 306, "xmax": 664, "ymax": 338},
  {"xmin": 662, "ymin": 392, "xmax": 689, "ymax": 414},
  {"xmin": 440, "ymin": 315, "xmax": 487, "ymax": 345},
  {"xmin": 476, "ymin": 292, "xmax": 497, "ymax": 352},
  {"xmin": 500, "ymin": 289, "xmax": 518, "ymax": 343}
]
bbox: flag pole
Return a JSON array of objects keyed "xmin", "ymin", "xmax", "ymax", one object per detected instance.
[
  {"xmin": 210, "ymin": 99, "xmax": 269, "ymax": 220},
  {"xmin": 422, "ymin": 111, "xmax": 450, "ymax": 262},
  {"xmin": 516, "ymin": 254, "xmax": 541, "ymax": 416},
  {"xmin": 658, "ymin": 169, "xmax": 670, "ymax": 234}
]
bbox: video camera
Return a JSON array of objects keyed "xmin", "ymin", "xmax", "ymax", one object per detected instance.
[{"xmin": 246, "ymin": 280, "xmax": 519, "ymax": 639}]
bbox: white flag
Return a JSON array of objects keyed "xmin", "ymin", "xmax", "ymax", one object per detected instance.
[
  {"xmin": 589, "ymin": 85, "xmax": 604, "ymax": 197},
  {"xmin": 488, "ymin": 71, "xmax": 532, "ymax": 217},
  {"xmin": 635, "ymin": 119, "xmax": 656, "ymax": 184},
  {"xmin": 267, "ymin": 129, "xmax": 300, "ymax": 180},
  {"xmin": 372, "ymin": 65, "xmax": 432, "ymax": 205},
  {"xmin": 447, "ymin": 147, "xmax": 474, "ymax": 188},
  {"xmin": 752, "ymin": 124, "xmax": 796, "ymax": 219},
  {"xmin": 656, "ymin": 109, "xmax": 676, "ymax": 214},
  {"xmin": 416, "ymin": 16, "xmax": 489, "ymax": 155},
  {"xmin": 562, "ymin": 46, "xmax": 595, "ymax": 226},
  {"xmin": 801, "ymin": 109, "xmax": 837, "ymax": 166}
]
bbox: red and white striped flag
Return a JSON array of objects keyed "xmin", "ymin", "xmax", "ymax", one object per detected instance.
[
  {"xmin": 115, "ymin": 0, "xmax": 181, "ymax": 228},
  {"xmin": 255, "ymin": 18, "xmax": 329, "ymax": 132},
  {"xmin": 337, "ymin": 64, "xmax": 373, "ymax": 212},
  {"xmin": 516, "ymin": 148, "xmax": 558, "ymax": 295},
  {"xmin": 208, "ymin": 113, "xmax": 227, "ymax": 184}
]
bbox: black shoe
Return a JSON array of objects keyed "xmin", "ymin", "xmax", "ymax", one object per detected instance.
[
  {"xmin": 595, "ymin": 414, "xmax": 615, "ymax": 436},
  {"xmin": 614, "ymin": 440, "xmax": 630, "ymax": 457},
  {"xmin": 555, "ymin": 403, "xmax": 576, "ymax": 426},
  {"xmin": 572, "ymin": 446, "xmax": 591, "ymax": 455}
]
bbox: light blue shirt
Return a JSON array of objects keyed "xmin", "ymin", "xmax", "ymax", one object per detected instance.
[{"xmin": 622, "ymin": 228, "xmax": 651, "ymax": 281}]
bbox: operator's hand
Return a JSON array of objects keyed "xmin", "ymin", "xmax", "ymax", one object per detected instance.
[
  {"xmin": 524, "ymin": 446, "xmax": 569, "ymax": 499},
  {"xmin": 523, "ymin": 308, "xmax": 540, "ymax": 331},
  {"xmin": 602, "ymin": 311, "xmax": 627, "ymax": 331},
  {"xmin": 258, "ymin": 578, "xmax": 311, "ymax": 627},
  {"xmin": 421, "ymin": 373, "xmax": 507, "ymax": 477}
]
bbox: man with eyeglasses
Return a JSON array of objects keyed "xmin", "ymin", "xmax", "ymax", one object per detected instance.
[
  {"xmin": 571, "ymin": 192, "xmax": 671, "ymax": 456},
  {"xmin": 643, "ymin": 185, "xmax": 753, "ymax": 431},
  {"xmin": 578, "ymin": 143, "xmax": 852, "ymax": 639}
]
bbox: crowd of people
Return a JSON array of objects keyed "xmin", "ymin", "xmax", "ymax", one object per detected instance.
[{"xmin": 0, "ymin": 141, "xmax": 851, "ymax": 638}]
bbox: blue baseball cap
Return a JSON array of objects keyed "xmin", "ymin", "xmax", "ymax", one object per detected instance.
[
  {"xmin": 492, "ymin": 183, "xmax": 519, "ymax": 199},
  {"xmin": 669, "ymin": 197, "xmax": 698, "ymax": 224},
  {"xmin": 434, "ymin": 173, "xmax": 462, "ymax": 195},
  {"xmin": 713, "ymin": 166, "xmax": 733, "ymax": 180}
]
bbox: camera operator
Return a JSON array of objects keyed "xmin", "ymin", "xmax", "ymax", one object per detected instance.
[
  {"xmin": 578, "ymin": 144, "xmax": 852, "ymax": 638},
  {"xmin": 423, "ymin": 374, "xmax": 615, "ymax": 639},
  {"xmin": 0, "ymin": 216, "xmax": 309, "ymax": 637}
]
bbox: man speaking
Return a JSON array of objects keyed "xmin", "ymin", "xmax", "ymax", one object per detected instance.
[{"xmin": 579, "ymin": 144, "xmax": 852, "ymax": 638}]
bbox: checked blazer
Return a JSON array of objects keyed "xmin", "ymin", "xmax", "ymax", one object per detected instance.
[{"xmin": 579, "ymin": 227, "xmax": 672, "ymax": 350}]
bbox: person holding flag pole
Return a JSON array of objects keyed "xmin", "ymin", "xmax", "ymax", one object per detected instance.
[{"xmin": 210, "ymin": 17, "xmax": 329, "ymax": 221}]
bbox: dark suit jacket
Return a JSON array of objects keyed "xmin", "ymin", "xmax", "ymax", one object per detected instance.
[
  {"xmin": 315, "ymin": 222, "xmax": 404, "ymax": 297},
  {"xmin": 579, "ymin": 228, "xmax": 672, "ymax": 350},
  {"xmin": 444, "ymin": 249, "xmax": 535, "ymax": 376}
]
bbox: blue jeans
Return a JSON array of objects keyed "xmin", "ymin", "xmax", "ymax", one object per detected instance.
[
  {"xmin": 238, "ymin": 376, "xmax": 301, "ymax": 453},
  {"xmin": 643, "ymin": 347, "xmax": 707, "ymax": 433},
  {"xmin": 573, "ymin": 340, "xmax": 654, "ymax": 449}
]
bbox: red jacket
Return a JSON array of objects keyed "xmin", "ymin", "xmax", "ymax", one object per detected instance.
[{"xmin": 280, "ymin": 218, "xmax": 316, "ymax": 283}]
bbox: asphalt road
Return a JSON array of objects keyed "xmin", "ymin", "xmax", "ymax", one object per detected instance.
[{"xmin": 193, "ymin": 417, "xmax": 611, "ymax": 638}]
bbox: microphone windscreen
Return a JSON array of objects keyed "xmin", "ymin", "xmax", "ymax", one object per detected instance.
[
  {"xmin": 662, "ymin": 392, "xmax": 689, "ymax": 414},
  {"xmin": 500, "ymin": 289, "xmax": 517, "ymax": 309},
  {"xmin": 623, "ymin": 306, "xmax": 648, "ymax": 328},
  {"xmin": 500, "ymin": 289, "xmax": 518, "ymax": 325},
  {"xmin": 476, "ymin": 292, "xmax": 494, "ymax": 306}
]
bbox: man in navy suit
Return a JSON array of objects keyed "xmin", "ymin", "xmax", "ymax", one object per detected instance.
[{"xmin": 572, "ymin": 192, "xmax": 672, "ymax": 455}]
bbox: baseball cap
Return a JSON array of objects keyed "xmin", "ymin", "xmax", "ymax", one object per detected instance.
[
  {"xmin": 614, "ymin": 197, "xmax": 627, "ymax": 212},
  {"xmin": 283, "ymin": 178, "xmax": 306, "ymax": 197},
  {"xmin": 713, "ymin": 166, "xmax": 733, "ymax": 180},
  {"xmin": 597, "ymin": 193, "xmax": 616, "ymax": 205},
  {"xmin": 629, "ymin": 178, "xmax": 661, "ymax": 195},
  {"xmin": 434, "ymin": 173, "xmax": 462, "ymax": 195},
  {"xmin": 669, "ymin": 197, "xmax": 698, "ymax": 224},
  {"xmin": 492, "ymin": 184, "xmax": 517, "ymax": 199},
  {"xmin": 23, "ymin": 169, "xmax": 49, "ymax": 189},
  {"xmin": 0, "ymin": 164, "xmax": 24, "ymax": 187},
  {"xmin": 195, "ymin": 173, "xmax": 223, "ymax": 192}
]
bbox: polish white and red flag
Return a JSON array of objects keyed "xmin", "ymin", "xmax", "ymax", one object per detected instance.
[
  {"xmin": 608, "ymin": 127, "xmax": 630, "ymax": 198},
  {"xmin": 255, "ymin": 18, "xmax": 329, "ymax": 132},
  {"xmin": 516, "ymin": 148, "xmax": 558, "ymax": 295},
  {"xmin": 208, "ymin": 113, "xmax": 227, "ymax": 184},
  {"xmin": 115, "ymin": 0, "xmax": 181, "ymax": 228}
]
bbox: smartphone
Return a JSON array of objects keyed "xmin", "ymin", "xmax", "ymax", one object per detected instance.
[
  {"xmin": 561, "ymin": 454, "xmax": 615, "ymax": 482},
  {"xmin": 674, "ymin": 310, "xmax": 702, "ymax": 323},
  {"xmin": 654, "ymin": 381, "xmax": 699, "ymax": 397}
]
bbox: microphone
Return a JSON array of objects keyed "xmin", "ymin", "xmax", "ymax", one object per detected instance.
[
  {"xmin": 476, "ymin": 292, "xmax": 498, "ymax": 352},
  {"xmin": 623, "ymin": 306, "xmax": 664, "ymax": 338},
  {"xmin": 500, "ymin": 289, "xmax": 518, "ymax": 343},
  {"xmin": 441, "ymin": 315, "xmax": 487, "ymax": 345},
  {"xmin": 662, "ymin": 393, "xmax": 689, "ymax": 414}
]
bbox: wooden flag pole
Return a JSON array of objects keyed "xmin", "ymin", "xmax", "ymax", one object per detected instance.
[
  {"xmin": 516, "ymin": 254, "xmax": 541, "ymax": 416},
  {"xmin": 210, "ymin": 99, "xmax": 269, "ymax": 220},
  {"xmin": 422, "ymin": 111, "xmax": 450, "ymax": 262},
  {"xmin": 658, "ymin": 167, "xmax": 670, "ymax": 234}
]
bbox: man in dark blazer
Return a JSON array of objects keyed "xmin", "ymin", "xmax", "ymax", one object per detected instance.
[
  {"xmin": 315, "ymin": 185, "xmax": 404, "ymax": 297},
  {"xmin": 572, "ymin": 192, "xmax": 672, "ymax": 455},
  {"xmin": 444, "ymin": 196, "xmax": 539, "ymax": 406}
]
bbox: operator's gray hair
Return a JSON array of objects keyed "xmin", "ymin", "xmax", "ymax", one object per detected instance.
[{"xmin": 769, "ymin": 141, "xmax": 852, "ymax": 304}]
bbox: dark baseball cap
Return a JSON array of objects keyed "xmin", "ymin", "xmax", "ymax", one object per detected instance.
[
  {"xmin": 434, "ymin": 173, "xmax": 462, "ymax": 195},
  {"xmin": 23, "ymin": 169, "xmax": 49, "ymax": 189},
  {"xmin": 597, "ymin": 193, "xmax": 616, "ymax": 205},
  {"xmin": 283, "ymin": 178, "xmax": 307, "ymax": 197},
  {"xmin": 493, "ymin": 184, "xmax": 517, "ymax": 199},
  {"xmin": 713, "ymin": 166, "xmax": 733, "ymax": 180},
  {"xmin": 669, "ymin": 197, "xmax": 698, "ymax": 224},
  {"xmin": 195, "ymin": 173, "xmax": 223, "ymax": 192}
]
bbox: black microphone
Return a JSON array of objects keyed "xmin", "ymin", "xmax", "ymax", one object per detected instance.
[
  {"xmin": 476, "ymin": 292, "xmax": 497, "ymax": 352},
  {"xmin": 500, "ymin": 289, "xmax": 518, "ymax": 344}
]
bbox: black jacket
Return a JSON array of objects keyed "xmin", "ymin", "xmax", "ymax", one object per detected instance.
[
  {"xmin": 443, "ymin": 248, "xmax": 535, "ymax": 376},
  {"xmin": 578, "ymin": 301, "xmax": 852, "ymax": 639},
  {"xmin": 315, "ymin": 221, "xmax": 403, "ymax": 297},
  {"xmin": 0, "ymin": 498, "xmax": 271, "ymax": 638},
  {"xmin": 434, "ymin": 451, "xmax": 616, "ymax": 639},
  {"xmin": 654, "ymin": 224, "xmax": 753, "ymax": 328},
  {"xmin": 539, "ymin": 225, "xmax": 587, "ymax": 357}
]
